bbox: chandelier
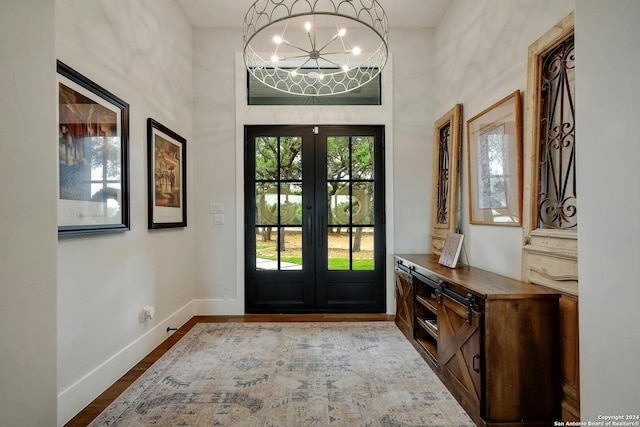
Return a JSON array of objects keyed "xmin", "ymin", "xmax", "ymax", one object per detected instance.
[{"xmin": 243, "ymin": 0, "xmax": 389, "ymax": 96}]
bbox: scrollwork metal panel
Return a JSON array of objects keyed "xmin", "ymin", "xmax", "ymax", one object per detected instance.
[
  {"xmin": 539, "ymin": 35, "xmax": 576, "ymax": 229},
  {"xmin": 437, "ymin": 123, "xmax": 451, "ymax": 224}
]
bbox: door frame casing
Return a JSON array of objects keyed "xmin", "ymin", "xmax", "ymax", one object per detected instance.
[{"xmin": 244, "ymin": 125, "xmax": 386, "ymax": 313}]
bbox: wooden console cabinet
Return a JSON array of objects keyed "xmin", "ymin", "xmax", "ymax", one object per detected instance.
[{"xmin": 395, "ymin": 254, "xmax": 561, "ymax": 427}]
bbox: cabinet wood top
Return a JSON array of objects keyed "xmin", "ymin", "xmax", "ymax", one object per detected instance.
[{"xmin": 395, "ymin": 254, "xmax": 559, "ymax": 299}]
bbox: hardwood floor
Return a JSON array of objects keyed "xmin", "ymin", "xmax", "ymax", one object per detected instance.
[{"xmin": 64, "ymin": 314, "xmax": 394, "ymax": 426}]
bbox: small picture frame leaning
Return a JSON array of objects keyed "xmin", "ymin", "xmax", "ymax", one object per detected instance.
[
  {"xmin": 466, "ymin": 90, "xmax": 523, "ymax": 226},
  {"xmin": 57, "ymin": 60, "xmax": 130, "ymax": 236},
  {"xmin": 147, "ymin": 119, "xmax": 187, "ymax": 229}
]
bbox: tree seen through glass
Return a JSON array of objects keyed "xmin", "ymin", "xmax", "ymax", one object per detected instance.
[{"xmin": 254, "ymin": 135, "xmax": 375, "ymax": 271}]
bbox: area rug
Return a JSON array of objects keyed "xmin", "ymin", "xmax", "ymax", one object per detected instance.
[{"xmin": 89, "ymin": 322, "xmax": 474, "ymax": 426}]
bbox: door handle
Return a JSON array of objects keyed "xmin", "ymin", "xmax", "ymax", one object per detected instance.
[
  {"xmin": 472, "ymin": 354, "xmax": 481, "ymax": 373},
  {"xmin": 307, "ymin": 214, "xmax": 313, "ymax": 246},
  {"xmin": 318, "ymin": 215, "xmax": 324, "ymax": 247}
]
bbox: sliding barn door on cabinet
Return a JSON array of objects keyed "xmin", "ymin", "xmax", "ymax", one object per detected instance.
[{"xmin": 438, "ymin": 293, "xmax": 482, "ymax": 416}]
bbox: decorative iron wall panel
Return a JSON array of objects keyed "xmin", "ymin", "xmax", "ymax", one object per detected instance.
[
  {"xmin": 437, "ymin": 123, "xmax": 451, "ymax": 224},
  {"xmin": 539, "ymin": 35, "xmax": 576, "ymax": 229}
]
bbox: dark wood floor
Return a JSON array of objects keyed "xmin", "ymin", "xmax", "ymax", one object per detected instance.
[{"xmin": 64, "ymin": 314, "xmax": 394, "ymax": 426}]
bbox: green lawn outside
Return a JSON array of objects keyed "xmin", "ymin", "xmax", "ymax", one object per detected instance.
[{"xmin": 262, "ymin": 255, "xmax": 374, "ymax": 270}]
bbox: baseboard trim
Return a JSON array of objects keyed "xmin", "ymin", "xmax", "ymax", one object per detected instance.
[
  {"xmin": 193, "ymin": 298, "xmax": 243, "ymax": 315},
  {"xmin": 57, "ymin": 301, "xmax": 195, "ymax": 426}
]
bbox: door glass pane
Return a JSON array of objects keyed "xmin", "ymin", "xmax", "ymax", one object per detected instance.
[
  {"xmin": 329, "ymin": 182, "xmax": 350, "ymax": 225},
  {"xmin": 281, "ymin": 227, "xmax": 303, "ymax": 270},
  {"xmin": 255, "ymin": 227, "xmax": 303, "ymax": 271},
  {"xmin": 327, "ymin": 227, "xmax": 351, "ymax": 270},
  {"xmin": 254, "ymin": 134, "xmax": 305, "ymax": 272},
  {"xmin": 280, "ymin": 183, "xmax": 302, "ymax": 225},
  {"xmin": 352, "ymin": 136, "xmax": 374, "ymax": 180},
  {"xmin": 352, "ymin": 182, "xmax": 374, "ymax": 225},
  {"xmin": 326, "ymin": 227, "xmax": 375, "ymax": 270},
  {"xmin": 326, "ymin": 133, "xmax": 376, "ymax": 271},
  {"xmin": 353, "ymin": 227, "xmax": 374, "ymax": 270},
  {"xmin": 256, "ymin": 226, "xmax": 277, "ymax": 270},
  {"xmin": 279, "ymin": 137, "xmax": 303, "ymax": 180},
  {"xmin": 327, "ymin": 136, "xmax": 350, "ymax": 180},
  {"xmin": 256, "ymin": 183, "xmax": 278, "ymax": 225},
  {"xmin": 328, "ymin": 182, "xmax": 374, "ymax": 226},
  {"xmin": 255, "ymin": 137, "xmax": 278, "ymax": 180}
]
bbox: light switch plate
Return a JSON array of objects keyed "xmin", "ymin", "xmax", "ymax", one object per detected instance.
[
  {"xmin": 213, "ymin": 214, "xmax": 225, "ymax": 225},
  {"xmin": 210, "ymin": 203, "xmax": 224, "ymax": 214}
]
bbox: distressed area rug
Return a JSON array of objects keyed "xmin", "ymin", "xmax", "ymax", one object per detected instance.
[{"xmin": 90, "ymin": 322, "xmax": 474, "ymax": 427}]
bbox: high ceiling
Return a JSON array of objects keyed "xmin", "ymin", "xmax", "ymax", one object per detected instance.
[{"xmin": 176, "ymin": 0, "xmax": 453, "ymax": 29}]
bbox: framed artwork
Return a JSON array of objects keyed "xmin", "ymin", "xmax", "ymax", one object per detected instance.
[
  {"xmin": 57, "ymin": 60, "xmax": 130, "ymax": 236},
  {"xmin": 466, "ymin": 90, "xmax": 522, "ymax": 226},
  {"xmin": 147, "ymin": 118, "xmax": 187, "ymax": 229},
  {"xmin": 430, "ymin": 104, "xmax": 462, "ymax": 254}
]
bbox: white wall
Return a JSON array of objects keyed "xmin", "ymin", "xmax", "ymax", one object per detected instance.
[
  {"xmin": 55, "ymin": 1, "xmax": 196, "ymax": 424},
  {"xmin": 575, "ymin": 0, "xmax": 640, "ymax": 417},
  {"xmin": 0, "ymin": 1, "xmax": 58, "ymax": 425},
  {"xmin": 192, "ymin": 28, "xmax": 242, "ymax": 311},
  {"xmin": 435, "ymin": 0, "xmax": 575, "ymax": 279},
  {"xmin": 391, "ymin": 29, "xmax": 435, "ymax": 254},
  {"xmin": 191, "ymin": 27, "xmax": 434, "ymax": 315}
]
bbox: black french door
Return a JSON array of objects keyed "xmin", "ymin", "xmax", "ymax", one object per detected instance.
[{"xmin": 244, "ymin": 125, "xmax": 385, "ymax": 313}]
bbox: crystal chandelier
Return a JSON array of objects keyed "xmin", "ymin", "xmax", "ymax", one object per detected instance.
[{"xmin": 243, "ymin": 0, "xmax": 389, "ymax": 96}]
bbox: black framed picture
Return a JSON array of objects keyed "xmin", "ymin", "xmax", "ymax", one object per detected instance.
[
  {"xmin": 147, "ymin": 118, "xmax": 187, "ymax": 229},
  {"xmin": 57, "ymin": 60, "xmax": 130, "ymax": 236}
]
